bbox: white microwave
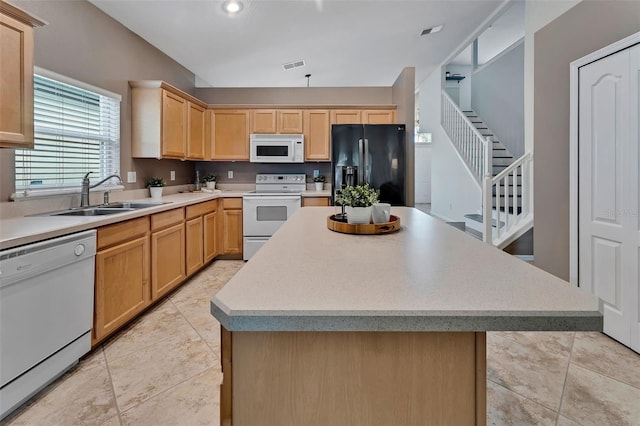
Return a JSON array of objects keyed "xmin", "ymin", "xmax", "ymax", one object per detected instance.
[{"xmin": 250, "ymin": 134, "xmax": 304, "ymax": 163}]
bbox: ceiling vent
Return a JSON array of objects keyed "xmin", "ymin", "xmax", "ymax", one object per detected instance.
[
  {"xmin": 282, "ymin": 59, "xmax": 306, "ymax": 71},
  {"xmin": 420, "ymin": 24, "xmax": 443, "ymax": 36}
]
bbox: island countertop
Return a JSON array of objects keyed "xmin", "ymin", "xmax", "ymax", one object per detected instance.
[{"xmin": 211, "ymin": 207, "xmax": 602, "ymax": 332}]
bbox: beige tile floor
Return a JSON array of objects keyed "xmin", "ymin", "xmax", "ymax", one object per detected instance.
[{"xmin": 3, "ymin": 259, "xmax": 640, "ymax": 426}]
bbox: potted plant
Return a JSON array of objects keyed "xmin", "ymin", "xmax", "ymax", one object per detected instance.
[
  {"xmin": 336, "ymin": 184, "xmax": 379, "ymax": 224},
  {"xmin": 313, "ymin": 175, "xmax": 325, "ymax": 191},
  {"xmin": 147, "ymin": 177, "xmax": 166, "ymax": 199},
  {"xmin": 202, "ymin": 173, "xmax": 217, "ymax": 189}
]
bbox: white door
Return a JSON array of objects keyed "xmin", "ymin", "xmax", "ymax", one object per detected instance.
[{"xmin": 578, "ymin": 44, "xmax": 640, "ymax": 352}]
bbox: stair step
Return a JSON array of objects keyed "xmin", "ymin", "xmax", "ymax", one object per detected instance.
[
  {"xmin": 465, "ymin": 227, "xmax": 483, "ymax": 240},
  {"xmin": 464, "ymin": 213, "xmax": 505, "ymax": 228}
]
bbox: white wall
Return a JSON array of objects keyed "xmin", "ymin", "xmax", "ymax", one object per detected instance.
[
  {"xmin": 414, "ymin": 143, "xmax": 431, "ymax": 203},
  {"xmin": 419, "ymin": 68, "xmax": 482, "ymax": 221},
  {"xmin": 445, "ymin": 65, "xmax": 472, "ymax": 109}
]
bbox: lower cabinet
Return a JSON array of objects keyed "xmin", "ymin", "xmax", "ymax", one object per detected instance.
[
  {"xmin": 221, "ymin": 198, "xmax": 243, "ymax": 257},
  {"xmin": 151, "ymin": 209, "xmax": 186, "ymax": 299},
  {"xmin": 185, "ymin": 216, "xmax": 204, "ymax": 276},
  {"xmin": 302, "ymin": 197, "xmax": 331, "ymax": 207},
  {"xmin": 94, "ymin": 217, "xmax": 150, "ymax": 344},
  {"xmin": 204, "ymin": 209, "xmax": 219, "ymax": 262}
]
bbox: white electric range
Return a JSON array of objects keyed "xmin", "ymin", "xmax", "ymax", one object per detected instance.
[{"xmin": 242, "ymin": 174, "xmax": 305, "ymax": 260}]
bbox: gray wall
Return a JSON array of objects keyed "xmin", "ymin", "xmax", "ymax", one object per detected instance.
[
  {"xmin": 195, "ymin": 87, "xmax": 393, "ymax": 105},
  {"xmin": 533, "ymin": 0, "xmax": 640, "ymax": 280},
  {"xmin": 471, "ymin": 40, "xmax": 524, "ymax": 158},
  {"xmin": 1, "ymin": 0, "xmax": 197, "ymax": 200}
]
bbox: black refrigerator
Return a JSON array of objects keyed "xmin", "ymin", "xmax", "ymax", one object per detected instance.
[{"xmin": 331, "ymin": 124, "xmax": 406, "ymax": 206}]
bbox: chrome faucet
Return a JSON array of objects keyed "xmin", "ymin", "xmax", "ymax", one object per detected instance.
[{"xmin": 80, "ymin": 172, "xmax": 123, "ymax": 207}]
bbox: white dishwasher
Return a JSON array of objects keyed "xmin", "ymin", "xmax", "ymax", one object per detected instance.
[{"xmin": 0, "ymin": 230, "xmax": 96, "ymax": 420}]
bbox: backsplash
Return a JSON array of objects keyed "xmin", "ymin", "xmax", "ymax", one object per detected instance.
[{"xmin": 195, "ymin": 161, "xmax": 332, "ymax": 184}]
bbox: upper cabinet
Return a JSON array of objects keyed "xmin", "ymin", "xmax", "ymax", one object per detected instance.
[
  {"xmin": 303, "ymin": 110, "xmax": 330, "ymax": 162},
  {"xmin": 208, "ymin": 109, "xmax": 251, "ymax": 161},
  {"xmin": 130, "ymin": 81, "xmax": 207, "ymax": 160},
  {"xmin": 362, "ymin": 109, "xmax": 395, "ymax": 124},
  {"xmin": 251, "ymin": 109, "xmax": 303, "ymax": 134},
  {"xmin": 0, "ymin": 1, "xmax": 46, "ymax": 149},
  {"xmin": 331, "ymin": 110, "xmax": 362, "ymax": 125}
]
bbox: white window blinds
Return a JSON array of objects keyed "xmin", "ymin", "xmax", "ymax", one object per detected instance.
[{"xmin": 15, "ymin": 74, "xmax": 120, "ymax": 192}]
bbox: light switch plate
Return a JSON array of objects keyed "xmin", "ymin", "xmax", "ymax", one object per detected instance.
[
  {"xmin": 170, "ymin": 171, "xmax": 176, "ymax": 181},
  {"xmin": 127, "ymin": 171, "xmax": 136, "ymax": 183},
  {"xmin": 228, "ymin": 170, "xmax": 234, "ymax": 179}
]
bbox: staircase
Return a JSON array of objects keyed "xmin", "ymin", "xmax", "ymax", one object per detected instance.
[{"xmin": 441, "ymin": 91, "xmax": 533, "ymax": 248}]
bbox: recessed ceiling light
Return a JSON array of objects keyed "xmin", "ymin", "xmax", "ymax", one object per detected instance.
[
  {"xmin": 222, "ymin": 0, "xmax": 243, "ymax": 14},
  {"xmin": 420, "ymin": 24, "xmax": 444, "ymax": 36}
]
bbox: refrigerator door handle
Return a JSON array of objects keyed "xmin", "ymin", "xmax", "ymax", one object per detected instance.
[
  {"xmin": 358, "ymin": 138, "xmax": 364, "ymax": 184},
  {"xmin": 363, "ymin": 138, "xmax": 369, "ymax": 184}
]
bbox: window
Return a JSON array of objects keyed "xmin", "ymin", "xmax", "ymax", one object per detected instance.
[{"xmin": 14, "ymin": 71, "xmax": 120, "ymax": 197}]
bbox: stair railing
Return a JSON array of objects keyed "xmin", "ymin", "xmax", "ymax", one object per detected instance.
[
  {"xmin": 483, "ymin": 152, "xmax": 532, "ymax": 244},
  {"xmin": 440, "ymin": 90, "xmax": 491, "ymax": 183}
]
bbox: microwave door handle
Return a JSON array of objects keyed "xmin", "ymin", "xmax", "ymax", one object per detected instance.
[{"xmin": 358, "ymin": 138, "xmax": 364, "ymax": 184}]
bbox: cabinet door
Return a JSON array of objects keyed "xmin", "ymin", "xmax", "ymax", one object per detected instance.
[
  {"xmin": 362, "ymin": 110, "xmax": 395, "ymax": 124},
  {"xmin": 185, "ymin": 216, "xmax": 203, "ymax": 276},
  {"xmin": 0, "ymin": 13, "xmax": 34, "ymax": 148},
  {"xmin": 223, "ymin": 209, "xmax": 243, "ymax": 255},
  {"xmin": 162, "ymin": 90, "xmax": 187, "ymax": 158},
  {"xmin": 211, "ymin": 110, "xmax": 251, "ymax": 160},
  {"xmin": 204, "ymin": 210, "xmax": 219, "ymax": 262},
  {"xmin": 331, "ymin": 110, "xmax": 361, "ymax": 125},
  {"xmin": 94, "ymin": 235, "xmax": 150, "ymax": 342},
  {"xmin": 278, "ymin": 109, "xmax": 303, "ymax": 133},
  {"xmin": 151, "ymin": 222, "xmax": 186, "ymax": 299},
  {"xmin": 302, "ymin": 197, "xmax": 330, "ymax": 207},
  {"xmin": 252, "ymin": 109, "xmax": 277, "ymax": 133},
  {"xmin": 303, "ymin": 110, "xmax": 330, "ymax": 161},
  {"xmin": 187, "ymin": 102, "xmax": 205, "ymax": 160}
]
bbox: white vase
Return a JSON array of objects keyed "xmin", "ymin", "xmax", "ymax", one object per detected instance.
[
  {"xmin": 149, "ymin": 186, "xmax": 163, "ymax": 199},
  {"xmin": 345, "ymin": 206, "xmax": 372, "ymax": 224},
  {"xmin": 206, "ymin": 181, "xmax": 216, "ymax": 189},
  {"xmin": 314, "ymin": 182, "xmax": 323, "ymax": 191}
]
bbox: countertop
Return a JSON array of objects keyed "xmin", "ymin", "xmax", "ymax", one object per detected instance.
[
  {"xmin": 0, "ymin": 189, "xmax": 332, "ymax": 250},
  {"xmin": 210, "ymin": 207, "xmax": 602, "ymax": 332}
]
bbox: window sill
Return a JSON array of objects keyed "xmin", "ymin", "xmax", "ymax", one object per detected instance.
[{"xmin": 10, "ymin": 185, "xmax": 125, "ymax": 201}]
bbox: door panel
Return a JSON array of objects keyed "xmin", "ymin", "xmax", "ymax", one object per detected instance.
[
  {"xmin": 363, "ymin": 125, "xmax": 405, "ymax": 206},
  {"xmin": 579, "ymin": 45, "xmax": 639, "ymax": 351}
]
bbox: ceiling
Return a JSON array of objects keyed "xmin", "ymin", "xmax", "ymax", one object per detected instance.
[{"xmin": 90, "ymin": 0, "xmax": 504, "ymax": 88}]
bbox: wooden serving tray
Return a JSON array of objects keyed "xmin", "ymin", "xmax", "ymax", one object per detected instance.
[{"xmin": 327, "ymin": 214, "xmax": 401, "ymax": 235}]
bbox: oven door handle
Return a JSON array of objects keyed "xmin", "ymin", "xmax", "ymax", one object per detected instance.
[{"xmin": 243, "ymin": 195, "xmax": 302, "ymax": 201}]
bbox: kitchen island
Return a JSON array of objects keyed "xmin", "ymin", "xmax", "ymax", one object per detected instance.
[{"xmin": 210, "ymin": 207, "xmax": 602, "ymax": 426}]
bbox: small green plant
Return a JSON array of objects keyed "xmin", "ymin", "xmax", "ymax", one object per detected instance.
[
  {"xmin": 146, "ymin": 177, "xmax": 166, "ymax": 188},
  {"xmin": 202, "ymin": 173, "xmax": 217, "ymax": 183},
  {"xmin": 313, "ymin": 175, "xmax": 325, "ymax": 183},
  {"xmin": 337, "ymin": 184, "xmax": 379, "ymax": 207}
]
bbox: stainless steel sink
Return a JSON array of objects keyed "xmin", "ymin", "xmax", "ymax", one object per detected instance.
[
  {"xmin": 50, "ymin": 207, "xmax": 136, "ymax": 216},
  {"xmin": 34, "ymin": 201, "xmax": 172, "ymax": 217}
]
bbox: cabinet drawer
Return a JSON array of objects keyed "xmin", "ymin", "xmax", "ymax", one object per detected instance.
[
  {"xmin": 151, "ymin": 208, "xmax": 185, "ymax": 231},
  {"xmin": 302, "ymin": 197, "xmax": 330, "ymax": 207},
  {"xmin": 223, "ymin": 198, "xmax": 242, "ymax": 210},
  {"xmin": 97, "ymin": 216, "xmax": 149, "ymax": 250},
  {"xmin": 186, "ymin": 199, "xmax": 218, "ymax": 220}
]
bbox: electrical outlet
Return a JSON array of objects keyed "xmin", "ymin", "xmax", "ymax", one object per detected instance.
[
  {"xmin": 313, "ymin": 169, "xmax": 319, "ymax": 178},
  {"xmin": 228, "ymin": 170, "xmax": 234, "ymax": 179},
  {"xmin": 127, "ymin": 171, "xmax": 136, "ymax": 183},
  {"xmin": 170, "ymin": 171, "xmax": 175, "ymax": 181}
]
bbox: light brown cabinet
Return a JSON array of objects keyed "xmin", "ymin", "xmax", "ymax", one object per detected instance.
[
  {"xmin": 251, "ymin": 109, "xmax": 303, "ymax": 134},
  {"xmin": 150, "ymin": 208, "xmax": 186, "ymax": 299},
  {"xmin": 220, "ymin": 198, "xmax": 243, "ymax": 257},
  {"xmin": 187, "ymin": 102, "xmax": 205, "ymax": 160},
  {"xmin": 94, "ymin": 217, "xmax": 150, "ymax": 344},
  {"xmin": 362, "ymin": 109, "xmax": 395, "ymax": 124},
  {"xmin": 0, "ymin": 2, "xmax": 45, "ymax": 148},
  {"xmin": 302, "ymin": 197, "xmax": 331, "ymax": 207},
  {"xmin": 208, "ymin": 109, "xmax": 251, "ymax": 160},
  {"xmin": 331, "ymin": 110, "xmax": 362, "ymax": 125},
  {"xmin": 185, "ymin": 199, "xmax": 218, "ymax": 275},
  {"xmin": 303, "ymin": 110, "xmax": 331, "ymax": 161},
  {"xmin": 130, "ymin": 81, "xmax": 207, "ymax": 159}
]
